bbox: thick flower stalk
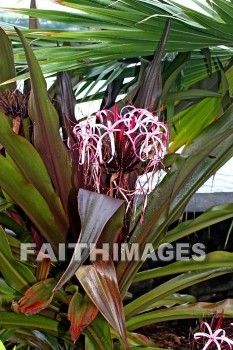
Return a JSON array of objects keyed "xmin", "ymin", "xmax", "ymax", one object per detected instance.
[{"xmin": 70, "ymin": 105, "xmax": 168, "ymax": 214}]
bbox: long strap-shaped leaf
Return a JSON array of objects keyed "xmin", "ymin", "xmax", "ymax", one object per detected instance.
[
  {"xmin": 54, "ymin": 189, "xmax": 124, "ymax": 291},
  {"xmin": 0, "ymin": 155, "xmax": 65, "ymax": 252},
  {"xmin": 117, "ymin": 104, "xmax": 233, "ymax": 296},
  {"xmin": 134, "ymin": 19, "xmax": 171, "ymax": 110},
  {"xmin": 0, "ymin": 226, "xmax": 36, "ymax": 293},
  {"xmin": 0, "ymin": 112, "xmax": 69, "ymax": 237},
  {"xmin": 0, "ymin": 28, "xmax": 16, "ymax": 91},
  {"xmin": 15, "ymin": 28, "xmax": 75, "ymax": 221},
  {"xmin": 124, "ymin": 266, "xmax": 233, "ymax": 319},
  {"xmin": 126, "ymin": 299, "xmax": 233, "ymax": 331},
  {"xmin": 0, "ymin": 312, "xmax": 69, "ymax": 339},
  {"xmin": 134, "ymin": 251, "xmax": 233, "ymax": 282},
  {"xmin": 84, "ymin": 313, "xmax": 113, "ymax": 350},
  {"xmin": 76, "ymin": 250, "xmax": 129, "ymax": 349},
  {"xmin": 29, "ymin": 0, "xmax": 39, "ymax": 29}
]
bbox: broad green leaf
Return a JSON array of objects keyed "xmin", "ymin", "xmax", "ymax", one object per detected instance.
[
  {"xmin": 85, "ymin": 314, "xmax": 113, "ymax": 350},
  {"xmin": 211, "ymin": 0, "xmax": 233, "ymax": 24},
  {"xmin": 187, "ymin": 11, "xmax": 233, "ymax": 38},
  {"xmin": 0, "ymin": 226, "xmax": 36, "ymax": 292},
  {"xmin": 117, "ymin": 103, "xmax": 233, "ymax": 296},
  {"xmin": 134, "ymin": 251, "xmax": 233, "ymax": 282},
  {"xmin": 54, "ymin": 189, "xmax": 124, "ymax": 291},
  {"xmin": 0, "ymin": 111, "xmax": 69, "ymax": 239},
  {"xmin": 165, "ymin": 88, "xmax": 221, "ymax": 103},
  {"xmin": 164, "ymin": 203, "xmax": 233, "ymax": 244},
  {"xmin": 16, "ymin": 28, "xmax": 76, "ymax": 222},
  {"xmin": 124, "ymin": 267, "xmax": 233, "ymax": 319},
  {"xmin": 0, "ymin": 28, "xmax": 16, "ymax": 91},
  {"xmin": 126, "ymin": 299, "xmax": 233, "ymax": 331},
  {"xmin": 0, "ymin": 155, "xmax": 66, "ymax": 252},
  {"xmin": 215, "ymin": 0, "xmax": 233, "ymax": 18},
  {"xmin": 0, "ymin": 278, "xmax": 17, "ymax": 295},
  {"xmin": 4, "ymin": 0, "xmax": 233, "ymax": 79},
  {"xmin": 169, "ymin": 97, "xmax": 221, "ymax": 152},
  {"xmin": 144, "ymin": 294, "xmax": 196, "ymax": 310},
  {"xmin": 76, "ymin": 250, "xmax": 128, "ymax": 349},
  {"xmin": 0, "ymin": 312, "xmax": 69, "ymax": 337}
]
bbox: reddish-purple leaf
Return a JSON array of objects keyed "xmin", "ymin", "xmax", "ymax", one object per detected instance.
[
  {"xmin": 29, "ymin": 0, "xmax": 39, "ymax": 29},
  {"xmin": 68, "ymin": 290, "xmax": 98, "ymax": 342},
  {"xmin": 54, "ymin": 189, "xmax": 124, "ymax": 291},
  {"xmin": 56, "ymin": 71, "xmax": 77, "ymax": 129},
  {"xmin": 75, "ymin": 249, "xmax": 129, "ymax": 349},
  {"xmin": 134, "ymin": 19, "xmax": 171, "ymax": 110},
  {"xmin": 16, "ymin": 28, "xmax": 75, "ymax": 223}
]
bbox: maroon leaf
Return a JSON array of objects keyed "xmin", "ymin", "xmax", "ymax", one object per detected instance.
[
  {"xmin": 54, "ymin": 189, "xmax": 124, "ymax": 291},
  {"xmin": 16, "ymin": 28, "xmax": 75, "ymax": 223},
  {"xmin": 55, "ymin": 71, "xmax": 83, "ymax": 233},
  {"xmin": 29, "ymin": 0, "xmax": 39, "ymax": 29},
  {"xmin": 75, "ymin": 249, "xmax": 129, "ymax": 349},
  {"xmin": 134, "ymin": 19, "xmax": 171, "ymax": 110},
  {"xmin": 56, "ymin": 71, "xmax": 77, "ymax": 129}
]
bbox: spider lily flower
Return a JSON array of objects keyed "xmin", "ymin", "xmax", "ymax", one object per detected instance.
[
  {"xmin": 193, "ymin": 318, "xmax": 233, "ymax": 350},
  {"xmin": 0, "ymin": 89, "xmax": 30, "ymax": 135},
  {"xmin": 70, "ymin": 105, "xmax": 169, "ymax": 209}
]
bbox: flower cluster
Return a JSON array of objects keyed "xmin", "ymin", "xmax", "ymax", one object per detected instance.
[
  {"xmin": 0, "ymin": 89, "xmax": 30, "ymax": 136},
  {"xmin": 0, "ymin": 89, "xmax": 29, "ymax": 119},
  {"xmin": 70, "ymin": 105, "xmax": 168, "ymax": 209}
]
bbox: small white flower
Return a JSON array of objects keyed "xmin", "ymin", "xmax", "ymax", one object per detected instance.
[{"xmin": 194, "ymin": 321, "xmax": 233, "ymax": 350}]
